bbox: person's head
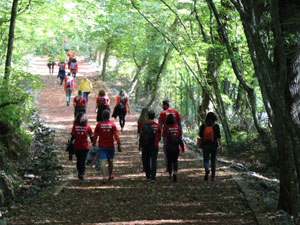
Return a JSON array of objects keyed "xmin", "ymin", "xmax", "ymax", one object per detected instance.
[
  {"xmin": 148, "ymin": 111, "xmax": 155, "ymax": 120},
  {"xmin": 138, "ymin": 107, "xmax": 149, "ymax": 124},
  {"xmin": 72, "ymin": 58, "xmax": 77, "ymax": 63},
  {"xmin": 98, "ymin": 89, "xmax": 106, "ymax": 97},
  {"xmin": 205, "ymin": 112, "xmax": 218, "ymax": 125},
  {"xmin": 166, "ymin": 114, "xmax": 175, "ymax": 125},
  {"xmin": 162, "ymin": 100, "xmax": 170, "ymax": 110},
  {"xmin": 74, "ymin": 113, "xmax": 88, "ymax": 126},
  {"xmin": 78, "ymin": 90, "xmax": 83, "ymax": 97},
  {"xmin": 83, "ymin": 74, "xmax": 87, "ymax": 79},
  {"xmin": 67, "ymin": 72, "xmax": 71, "ymax": 76},
  {"xmin": 102, "ymin": 110, "xmax": 110, "ymax": 120}
]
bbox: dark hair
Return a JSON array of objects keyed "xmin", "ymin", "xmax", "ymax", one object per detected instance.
[
  {"xmin": 148, "ymin": 111, "xmax": 155, "ymax": 120},
  {"xmin": 74, "ymin": 113, "xmax": 88, "ymax": 126},
  {"xmin": 67, "ymin": 72, "xmax": 71, "ymax": 76},
  {"xmin": 162, "ymin": 100, "xmax": 169, "ymax": 108},
  {"xmin": 72, "ymin": 58, "xmax": 77, "ymax": 62},
  {"xmin": 138, "ymin": 107, "xmax": 149, "ymax": 124},
  {"xmin": 98, "ymin": 89, "xmax": 106, "ymax": 96},
  {"xmin": 102, "ymin": 110, "xmax": 110, "ymax": 120},
  {"xmin": 166, "ymin": 114, "xmax": 175, "ymax": 125},
  {"xmin": 205, "ymin": 112, "xmax": 217, "ymax": 125},
  {"xmin": 78, "ymin": 90, "xmax": 83, "ymax": 96}
]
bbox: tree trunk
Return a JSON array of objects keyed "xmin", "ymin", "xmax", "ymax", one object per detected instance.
[
  {"xmin": 100, "ymin": 40, "xmax": 111, "ymax": 81},
  {"xmin": 4, "ymin": 0, "xmax": 19, "ymax": 81},
  {"xmin": 147, "ymin": 47, "xmax": 173, "ymax": 108}
]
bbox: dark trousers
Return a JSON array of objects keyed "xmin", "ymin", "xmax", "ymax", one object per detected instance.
[
  {"xmin": 119, "ymin": 111, "xmax": 127, "ymax": 128},
  {"xmin": 97, "ymin": 106, "xmax": 110, "ymax": 122},
  {"xmin": 71, "ymin": 72, "xmax": 76, "ymax": 78},
  {"xmin": 142, "ymin": 146, "xmax": 158, "ymax": 180},
  {"xmin": 74, "ymin": 106, "xmax": 86, "ymax": 118},
  {"xmin": 75, "ymin": 151, "xmax": 88, "ymax": 176},
  {"xmin": 203, "ymin": 144, "xmax": 217, "ymax": 177},
  {"xmin": 166, "ymin": 149, "xmax": 179, "ymax": 175}
]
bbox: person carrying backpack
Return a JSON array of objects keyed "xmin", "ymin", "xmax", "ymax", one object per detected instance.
[
  {"xmin": 137, "ymin": 107, "xmax": 149, "ymax": 152},
  {"xmin": 93, "ymin": 110, "xmax": 121, "ymax": 184},
  {"xmin": 159, "ymin": 100, "xmax": 182, "ymax": 171},
  {"xmin": 199, "ymin": 112, "xmax": 223, "ymax": 182},
  {"xmin": 67, "ymin": 50, "xmax": 76, "ymax": 69},
  {"xmin": 163, "ymin": 114, "xmax": 185, "ymax": 182},
  {"xmin": 69, "ymin": 113, "xmax": 93, "ymax": 182},
  {"xmin": 47, "ymin": 54, "xmax": 55, "ymax": 75},
  {"xmin": 64, "ymin": 72, "xmax": 74, "ymax": 106},
  {"xmin": 73, "ymin": 90, "xmax": 86, "ymax": 118},
  {"xmin": 57, "ymin": 60, "xmax": 66, "ymax": 85},
  {"xmin": 78, "ymin": 75, "xmax": 93, "ymax": 106},
  {"xmin": 114, "ymin": 89, "xmax": 130, "ymax": 132},
  {"xmin": 96, "ymin": 90, "xmax": 110, "ymax": 122},
  {"xmin": 140, "ymin": 111, "xmax": 162, "ymax": 183},
  {"xmin": 70, "ymin": 58, "xmax": 78, "ymax": 78}
]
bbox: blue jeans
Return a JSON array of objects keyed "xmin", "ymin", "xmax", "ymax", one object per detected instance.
[
  {"xmin": 83, "ymin": 92, "xmax": 90, "ymax": 105},
  {"xmin": 203, "ymin": 144, "xmax": 217, "ymax": 177},
  {"xmin": 65, "ymin": 88, "xmax": 72, "ymax": 104}
]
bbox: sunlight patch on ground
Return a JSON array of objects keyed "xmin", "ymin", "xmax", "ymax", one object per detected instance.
[{"xmin": 65, "ymin": 185, "xmax": 128, "ymax": 190}]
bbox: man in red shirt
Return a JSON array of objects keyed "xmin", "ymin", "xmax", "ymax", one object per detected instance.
[
  {"xmin": 158, "ymin": 100, "xmax": 182, "ymax": 171},
  {"xmin": 93, "ymin": 110, "xmax": 121, "ymax": 183},
  {"xmin": 140, "ymin": 111, "xmax": 161, "ymax": 183},
  {"xmin": 73, "ymin": 90, "xmax": 86, "ymax": 118}
]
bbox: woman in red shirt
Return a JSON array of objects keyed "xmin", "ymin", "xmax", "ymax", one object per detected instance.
[
  {"xmin": 163, "ymin": 114, "xmax": 185, "ymax": 182},
  {"xmin": 115, "ymin": 89, "xmax": 130, "ymax": 132},
  {"xmin": 73, "ymin": 90, "xmax": 86, "ymax": 118},
  {"xmin": 70, "ymin": 113, "xmax": 93, "ymax": 181}
]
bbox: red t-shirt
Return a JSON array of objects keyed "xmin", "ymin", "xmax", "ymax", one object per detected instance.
[
  {"xmin": 71, "ymin": 124, "xmax": 93, "ymax": 151},
  {"xmin": 74, "ymin": 96, "xmax": 86, "ymax": 106},
  {"xmin": 93, "ymin": 121, "xmax": 120, "ymax": 148},
  {"xmin": 159, "ymin": 109, "xmax": 182, "ymax": 124},
  {"xmin": 70, "ymin": 62, "xmax": 78, "ymax": 72},
  {"xmin": 140, "ymin": 121, "xmax": 162, "ymax": 147},
  {"xmin": 162, "ymin": 124, "xmax": 182, "ymax": 151},
  {"xmin": 67, "ymin": 52, "xmax": 76, "ymax": 60},
  {"xmin": 64, "ymin": 76, "xmax": 74, "ymax": 89},
  {"xmin": 115, "ymin": 97, "xmax": 128, "ymax": 112},
  {"xmin": 96, "ymin": 95, "xmax": 110, "ymax": 107},
  {"xmin": 58, "ymin": 63, "xmax": 66, "ymax": 70}
]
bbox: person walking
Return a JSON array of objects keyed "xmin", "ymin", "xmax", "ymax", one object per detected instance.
[
  {"xmin": 78, "ymin": 75, "xmax": 93, "ymax": 105},
  {"xmin": 67, "ymin": 50, "xmax": 76, "ymax": 69},
  {"xmin": 57, "ymin": 60, "xmax": 66, "ymax": 85},
  {"xmin": 73, "ymin": 90, "xmax": 86, "ymax": 118},
  {"xmin": 93, "ymin": 110, "xmax": 121, "ymax": 184},
  {"xmin": 115, "ymin": 89, "xmax": 130, "ymax": 132},
  {"xmin": 199, "ymin": 112, "xmax": 223, "ymax": 182},
  {"xmin": 140, "ymin": 111, "xmax": 162, "ymax": 183},
  {"xmin": 162, "ymin": 114, "xmax": 185, "ymax": 182},
  {"xmin": 47, "ymin": 54, "xmax": 55, "ymax": 75},
  {"xmin": 96, "ymin": 90, "xmax": 110, "ymax": 122},
  {"xmin": 69, "ymin": 113, "xmax": 93, "ymax": 181},
  {"xmin": 137, "ymin": 107, "xmax": 149, "ymax": 153},
  {"xmin": 64, "ymin": 72, "xmax": 74, "ymax": 106},
  {"xmin": 70, "ymin": 58, "xmax": 78, "ymax": 78}
]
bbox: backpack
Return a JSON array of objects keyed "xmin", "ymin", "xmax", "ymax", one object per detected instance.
[
  {"xmin": 118, "ymin": 100, "xmax": 125, "ymax": 112},
  {"xmin": 98, "ymin": 97, "xmax": 107, "ymax": 107},
  {"xmin": 167, "ymin": 127, "xmax": 180, "ymax": 152},
  {"xmin": 59, "ymin": 63, "xmax": 65, "ymax": 72},
  {"xmin": 70, "ymin": 62, "xmax": 76, "ymax": 70},
  {"xmin": 139, "ymin": 123, "xmax": 154, "ymax": 147},
  {"xmin": 203, "ymin": 124, "xmax": 215, "ymax": 143},
  {"xmin": 66, "ymin": 77, "xmax": 71, "ymax": 88}
]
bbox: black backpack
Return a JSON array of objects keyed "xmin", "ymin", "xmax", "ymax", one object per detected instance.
[
  {"xmin": 118, "ymin": 101, "xmax": 125, "ymax": 112},
  {"xmin": 59, "ymin": 63, "xmax": 65, "ymax": 72},
  {"xmin": 139, "ymin": 123, "xmax": 154, "ymax": 147}
]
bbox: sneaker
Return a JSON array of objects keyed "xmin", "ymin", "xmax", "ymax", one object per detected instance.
[
  {"xmin": 211, "ymin": 176, "xmax": 216, "ymax": 182},
  {"xmin": 204, "ymin": 170, "xmax": 210, "ymax": 181},
  {"xmin": 109, "ymin": 174, "xmax": 115, "ymax": 180},
  {"xmin": 151, "ymin": 179, "xmax": 156, "ymax": 183},
  {"xmin": 78, "ymin": 175, "xmax": 84, "ymax": 182},
  {"xmin": 145, "ymin": 176, "xmax": 151, "ymax": 181},
  {"xmin": 173, "ymin": 174, "xmax": 177, "ymax": 182}
]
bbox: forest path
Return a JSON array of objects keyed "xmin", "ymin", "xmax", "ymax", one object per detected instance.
[{"xmin": 7, "ymin": 56, "xmax": 257, "ymax": 225}]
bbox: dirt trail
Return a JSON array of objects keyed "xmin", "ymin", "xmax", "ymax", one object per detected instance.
[{"xmin": 7, "ymin": 56, "xmax": 257, "ymax": 225}]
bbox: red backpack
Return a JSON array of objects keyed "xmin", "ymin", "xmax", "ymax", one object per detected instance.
[{"xmin": 203, "ymin": 124, "xmax": 215, "ymax": 143}]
